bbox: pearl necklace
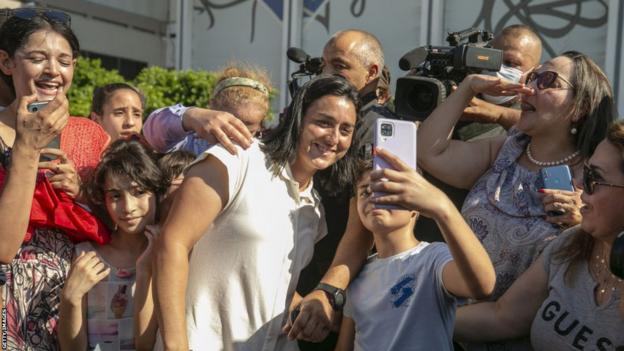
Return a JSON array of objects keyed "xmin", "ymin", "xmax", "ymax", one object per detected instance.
[{"xmin": 526, "ymin": 143, "xmax": 580, "ymax": 167}]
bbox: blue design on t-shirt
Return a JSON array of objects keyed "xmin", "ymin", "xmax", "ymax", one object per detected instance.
[{"xmin": 390, "ymin": 274, "xmax": 415, "ymax": 308}]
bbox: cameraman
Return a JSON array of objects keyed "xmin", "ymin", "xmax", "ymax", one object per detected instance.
[
  {"xmin": 458, "ymin": 24, "xmax": 542, "ymax": 141},
  {"xmin": 417, "ymin": 25, "xmax": 544, "ymax": 243}
]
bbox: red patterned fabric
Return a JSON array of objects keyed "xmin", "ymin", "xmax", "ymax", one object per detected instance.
[
  {"xmin": 61, "ymin": 116, "xmax": 110, "ymax": 178},
  {"xmin": 0, "ymin": 117, "xmax": 111, "ymax": 244}
]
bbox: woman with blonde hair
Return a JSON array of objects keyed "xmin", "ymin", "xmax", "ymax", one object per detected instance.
[{"xmin": 142, "ymin": 62, "xmax": 272, "ymax": 154}]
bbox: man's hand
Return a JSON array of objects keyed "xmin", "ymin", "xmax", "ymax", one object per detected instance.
[
  {"xmin": 283, "ymin": 290, "xmax": 334, "ymax": 342},
  {"xmin": 182, "ymin": 108, "xmax": 252, "ymax": 154},
  {"xmin": 462, "ymin": 97, "xmax": 520, "ymax": 129},
  {"xmin": 462, "ymin": 97, "xmax": 503, "ymax": 124}
]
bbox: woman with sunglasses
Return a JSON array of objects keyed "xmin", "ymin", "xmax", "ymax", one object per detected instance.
[
  {"xmin": 417, "ymin": 51, "xmax": 616, "ymax": 349},
  {"xmin": 0, "ymin": 8, "xmax": 110, "ymax": 350},
  {"xmin": 454, "ymin": 121, "xmax": 624, "ymax": 348}
]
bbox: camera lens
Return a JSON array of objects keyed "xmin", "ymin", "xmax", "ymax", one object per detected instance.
[
  {"xmin": 380, "ymin": 123, "xmax": 393, "ymax": 137},
  {"xmin": 406, "ymin": 81, "xmax": 438, "ymax": 115}
]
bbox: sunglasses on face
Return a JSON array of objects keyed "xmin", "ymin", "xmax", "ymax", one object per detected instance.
[
  {"xmin": 0, "ymin": 8, "xmax": 71, "ymax": 26},
  {"xmin": 525, "ymin": 70, "xmax": 574, "ymax": 90},
  {"xmin": 583, "ymin": 163, "xmax": 624, "ymax": 195}
]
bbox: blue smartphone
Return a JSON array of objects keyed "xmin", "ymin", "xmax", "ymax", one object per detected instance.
[
  {"xmin": 373, "ymin": 118, "xmax": 417, "ymax": 209},
  {"xmin": 540, "ymin": 165, "xmax": 574, "ymax": 191},
  {"xmin": 539, "ymin": 165, "xmax": 574, "ymax": 216}
]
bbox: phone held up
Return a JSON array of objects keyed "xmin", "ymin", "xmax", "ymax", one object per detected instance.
[
  {"xmin": 27, "ymin": 101, "xmax": 60, "ymax": 162},
  {"xmin": 611, "ymin": 231, "xmax": 624, "ymax": 279},
  {"xmin": 539, "ymin": 165, "xmax": 574, "ymax": 217},
  {"xmin": 27, "ymin": 101, "xmax": 49, "ymax": 113},
  {"xmin": 373, "ymin": 118, "xmax": 417, "ymax": 209}
]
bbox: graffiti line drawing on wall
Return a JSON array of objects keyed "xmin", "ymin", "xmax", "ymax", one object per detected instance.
[
  {"xmin": 194, "ymin": 0, "xmax": 367, "ymax": 42},
  {"xmin": 471, "ymin": 0, "xmax": 608, "ymax": 58}
]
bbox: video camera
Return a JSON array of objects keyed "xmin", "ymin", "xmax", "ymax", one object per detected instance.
[
  {"xmin": 286, "ymin": 47, "xmax": 323, "ymax": 97},
  {"xmin": 394, "ymin": 28, "xmax": 502, "ymax": 120}
]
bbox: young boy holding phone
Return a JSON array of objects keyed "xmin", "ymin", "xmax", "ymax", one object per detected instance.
[{"xmin": 334, "ymin": 148, "xmax": 496, "ymax": 351}]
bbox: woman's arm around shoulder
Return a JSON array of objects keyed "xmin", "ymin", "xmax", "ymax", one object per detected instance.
[
  {"xmin": 153, "ymin": 155, "xmax": 229, "ymax": 351},
  {"xmin": 454, "ymin": 254, "xmax": 549, "ymax": 343},
  {"xmin": 134, "ymin": 225, "xmax": 159, "ymax": 351}
]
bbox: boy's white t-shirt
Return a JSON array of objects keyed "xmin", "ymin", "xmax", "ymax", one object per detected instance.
[
  {"xmin": 344, "ymin": 241, "xmax": 456, "ymax": 351},
  {"xmin": 180, "ymin": 142, "xmax": 326, "ymax": 351}
]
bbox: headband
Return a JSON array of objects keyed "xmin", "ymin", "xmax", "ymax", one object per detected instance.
[{"xmin": 213, "ymin": 77, "xmax": 269, "ymax": 97}]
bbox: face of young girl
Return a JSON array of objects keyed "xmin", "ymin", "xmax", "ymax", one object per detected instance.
[
  {"xmin": 104, "ymin": 174, "xmax": 157, "ymax": 235},
  {"xmin": 95, "ymin": 89, "xmax": 144, "ymax": 141}
]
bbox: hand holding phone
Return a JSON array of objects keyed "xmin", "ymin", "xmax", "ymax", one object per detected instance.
[
  {"xmin": 373, "ymin": 118, "xmax": 417, "ymax": 209},
  {"xmin": 539, "ymin": 165, "xmax": 574, "ymax": 217},
  {"xmin": 27, "ymin": 101, "xmax": 50, "ymax": 113}
]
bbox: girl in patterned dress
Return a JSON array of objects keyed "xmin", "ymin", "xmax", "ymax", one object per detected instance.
[{"xmin": 58, "ymin": 139, "xmax": 164, "ymax": 351}]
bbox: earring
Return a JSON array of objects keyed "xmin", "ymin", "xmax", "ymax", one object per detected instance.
[{"xmin": 571, "ymin": 127, "xmax": 578, "ymax": 135}]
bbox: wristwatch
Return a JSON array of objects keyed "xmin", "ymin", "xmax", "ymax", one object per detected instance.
[{"xmin": 314, "ymin": 283, "xmax": 346, "ymax": 311}]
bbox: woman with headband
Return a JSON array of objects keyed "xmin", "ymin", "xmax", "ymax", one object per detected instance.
[{"xmin": 142, "ymin": 63, "xmax": 272, "ymax": 155}]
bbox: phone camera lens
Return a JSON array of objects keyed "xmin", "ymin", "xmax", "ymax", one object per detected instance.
[{"xmin": 381, "ymin": 123, "xmax": 393, "ymax": 137}]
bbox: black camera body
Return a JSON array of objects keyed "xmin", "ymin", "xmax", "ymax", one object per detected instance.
[
  {"xmin": 395, "ymin": 28, "xmax": 502, "ymax": 120},
  {"xmin": 286, "ymin": 47, "xmax": 323, "ymax": 98}
]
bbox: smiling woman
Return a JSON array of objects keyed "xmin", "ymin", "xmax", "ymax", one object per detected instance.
[
  {"xmin": 0, "ymin": 8, "xmax": 110, "ymax": 350},
  {"xmin": 153, "ymin": 75, "xmax": 362, "ymax": 351},
  {"xmin": 417, "ymin": 50, "xmax": 617, "ymax": 350},
  {"xmin": 454, "ymin": 121, "xmax": 624, "ymax": 349}
]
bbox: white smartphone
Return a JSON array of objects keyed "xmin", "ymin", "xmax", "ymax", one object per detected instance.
[
  {"xmin": 373, "ymin": 118, "xmax": 417, "ymax": 209},
  {"xmin": 27, "ymin": 101, "xmax": 49, "ymax": 113}
]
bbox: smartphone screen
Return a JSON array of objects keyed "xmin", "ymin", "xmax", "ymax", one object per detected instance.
[{"xmin": 39, "ymin": 136, "xmax": 61, "ymax": 162}]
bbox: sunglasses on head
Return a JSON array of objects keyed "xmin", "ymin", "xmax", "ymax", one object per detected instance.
[
  {"xmin": 525, "ymin": 70, "xmax": 574, "ymax": 90},
  {"xmin": 0, "ymin": 8, "xmax": 71, "ymax": 26},
  {"xmin": 583, "ymin": 163, "xmax": 624, "ymax": 195}
]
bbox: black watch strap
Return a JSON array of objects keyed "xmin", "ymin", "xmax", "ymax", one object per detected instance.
[{"xmin": 315, "ymin": 283, "xmax": 346, "ymax": 311}]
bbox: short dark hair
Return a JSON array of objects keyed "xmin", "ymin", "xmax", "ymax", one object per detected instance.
[
  {"xmin": 353, "ymin": 156, "xmax": 373, "ymax": 192},
  {"xmin": 91, "ymin": 83, "xmax": 146, "ymax": 115},
  {"xmin": 561, "ymin": 50, "xmax": 617, "ymax": 158},
  {"xmin": 0, "ymin": 9, "xmax": 79, "ymax": 94},
  {"xmin": 261, "ymin": 75, "xmax": 362, "ymax": 195},
  {"xmin": 157, "ymin": 149, "xmax": 196, "ymax": 186},
  {"xmin": 85, "ymin": 139, "xmax": 165, "ymax": 223}
]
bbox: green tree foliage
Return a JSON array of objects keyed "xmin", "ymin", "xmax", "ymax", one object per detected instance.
[
  {"xmin": 68, "ymin": 57, "xmax": 126, "ymax": 117},
  {"xmin": 133, "ymin": 66, "xmax": 217, "ymax": 115},
  {"xmin": 68, "ymin": 57, "xmax": 219, "ymax": 118}
]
